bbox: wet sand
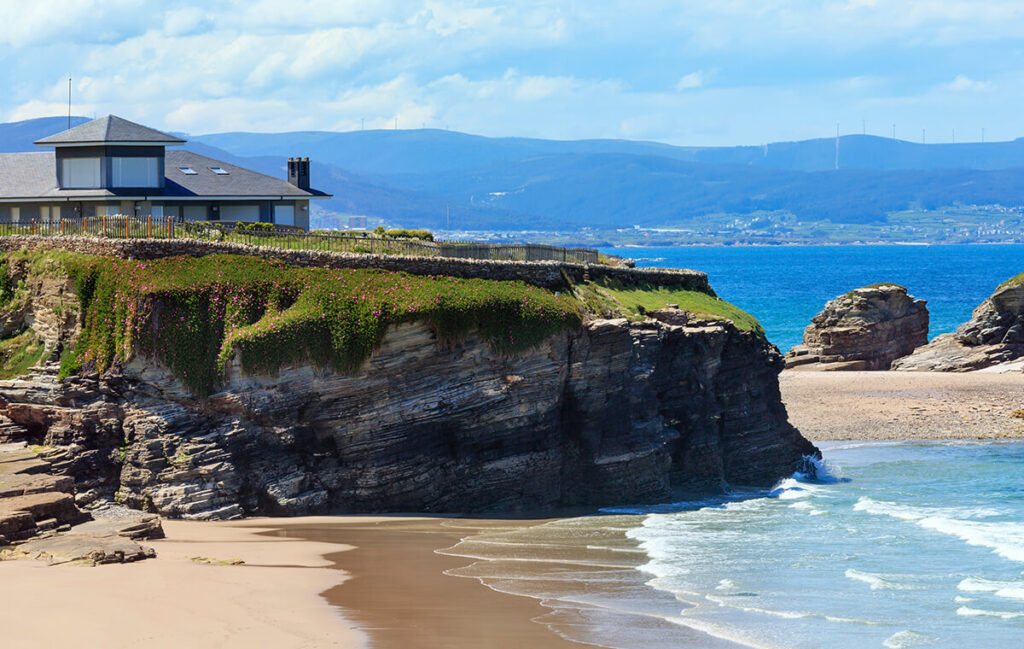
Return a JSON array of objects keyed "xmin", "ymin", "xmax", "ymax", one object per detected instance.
[
  {"xmin": 9, "ymin": 371, "xmax": 1022, "ymax": 649},
  {"xmin": 0, "ymin": 516, "xmax": 601, "ymax": 649},
  {"xmin": 780, "ymin": 369, "xmax": 1024, "ymax": 441},
  {"xmin": 283, "ymin": 517, "xmax": 594, "ymax": 649}
]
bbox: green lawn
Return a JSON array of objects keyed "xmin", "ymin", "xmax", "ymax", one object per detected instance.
[{"xmin": 581, "ymin": 277, "xmax": 764, "ymax": 335}]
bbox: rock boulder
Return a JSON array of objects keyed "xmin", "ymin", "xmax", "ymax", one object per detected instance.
[
  {"xmin": 785, "ymin": 284, "xmax": 928, "ymax": 371},
  {"xmin": 893, "ymin": 275, "xmax": 1024, "ymax": 371}
]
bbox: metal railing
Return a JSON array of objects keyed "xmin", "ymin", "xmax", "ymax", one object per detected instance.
[{"xmin": 0, "ymin": 216, "xmax": 600, "ymax": 264}]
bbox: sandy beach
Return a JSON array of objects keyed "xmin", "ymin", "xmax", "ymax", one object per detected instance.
[
  {"xmin": 780, "ymin": 369, "xmax": 1024, "ymax": 441},
  {"xmin": 0, "ymin": 515, "xmax": 598, "ymax": 649},
  {"xmin": 0, "ymin": 518, "xmax": 368, "ymax": 649},
  {"xmin": 5, "ymin": 370, "xmax": 1024, "ymax": 649}
]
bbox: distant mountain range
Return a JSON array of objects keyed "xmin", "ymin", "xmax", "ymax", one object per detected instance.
[{"xmin": 4, "ymin": 116, "xmax": 1024, "ymax": 232}]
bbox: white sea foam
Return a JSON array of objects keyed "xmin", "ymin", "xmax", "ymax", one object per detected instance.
[
  {"xmin": 853, "ymin": 497, "xmax": 1024, "ymax": 563},
  {"xmin": 917, "ymin": 518, "xmax": 1024, "ymax": 564},
  {"xmin": 788, "ymin": 501, "xmax": 826, "ymax": 516},
  {"xmin": 844, "ymin": 569, "xmax": 915, "ymax": 590},
  {"xmin": 853, "ymin": 497, "xmax": 1004, "ymax": 521},
  {"xmin": 882, "ymin": 630, "xmax": 933, "ymax": 648},
  {"xmin": 958, "ymin": 577, "xmax": 1024, "ymax": 601},
  {"xmin": 956, "ymin": 606, "xmax": 1024, "ymax": 619},
  {"xmin": 705, "ymin": 594, "xmax": 813, "ymax": 619}
]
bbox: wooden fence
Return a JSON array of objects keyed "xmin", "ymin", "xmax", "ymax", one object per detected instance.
[{"xmin": 0, "ymin": 216, "xmax": 600, "ymax": 264}]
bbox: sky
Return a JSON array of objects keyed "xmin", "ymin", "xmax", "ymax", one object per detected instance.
[{"xmin": 2, "ymin": 0, "xmax": 1023, "ymax": 146}]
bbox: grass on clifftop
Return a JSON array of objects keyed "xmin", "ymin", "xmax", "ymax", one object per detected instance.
[
  {"xmin": 55, "ymin": 253, "xmax": 583, "ymax": 397},
  {"xmin": 0, "ymin": 330, "xmax": 46, "ymax": 379},
  {"xmin": 576, "ymin": 276, "xmax": 764, "ymax": 335},
  {"xmin": 998, "ymin": 272, "xmax": 1024, "ymax": 290}
]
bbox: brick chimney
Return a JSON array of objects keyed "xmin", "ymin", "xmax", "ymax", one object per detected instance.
[{"xmin": 287, "ymin": 157, "xmax": 310, "ymax": 190}]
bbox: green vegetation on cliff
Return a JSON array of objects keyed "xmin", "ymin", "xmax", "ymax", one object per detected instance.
[
  {"xmin": 56, "ymin": 253, "xmax": 583, "ymax": 396},
  {"xmin": 998, "ymin": 272, "xmax": 1024, "ymax": 290},
  {"xmin": 0, "ymin": 330, "xmax": 46, "ymax": 380},
  {"xmin": 575, "ymin": 276, "xmax": 763, "ymax": 335}
]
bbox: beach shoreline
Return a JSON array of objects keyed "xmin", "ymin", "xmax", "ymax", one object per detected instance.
[
  {"xmin": 780, "ymin": 369, "xmax": 1024, "ymax": 441},
  {"xmin": 4, "ymin": 370, "xmax": 1023, "ymax": 649}
]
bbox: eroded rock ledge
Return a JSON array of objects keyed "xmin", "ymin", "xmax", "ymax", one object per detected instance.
[
  {"xmin": 785, "ymin": 284, "xmax": 928, "ymax": 371},
  {"xmin": 893, "ymin": 277, "xmax": 1024, "ymax": 372},
  {"xmin": 0, "ymin": 314, "xmax": 815, "ymax": 519}
]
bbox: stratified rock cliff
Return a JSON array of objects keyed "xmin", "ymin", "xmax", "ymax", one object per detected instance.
[
  {"xmin": 0, "ymin": 246, "xmax": 817, "ymax": 519},
  {"xmin": 0, "ymin": 314, "xmax": 814, "ymax": 518},
  {"xmin": 785, "ymin": 284, "xmax": 928, "ymax": 371},
  {"xmin": 893, "ymin": 274, "xmax": 1024, "ymax": 371}
]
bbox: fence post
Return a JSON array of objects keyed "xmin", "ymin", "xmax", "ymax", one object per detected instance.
[
  {"xmin": 31, "ymin": 219, "xmax": 35, "ymax": 236},
  {"xmin": 60, "ymin": 219, "xmax": 64, "ymax": 236},
  {"xmin": 102, "ymin": 216, "xmax": 107, "ymax": 238},
  {"xmin": 147, "ymin": 215, "xmax": 151, "ymax": 238}
]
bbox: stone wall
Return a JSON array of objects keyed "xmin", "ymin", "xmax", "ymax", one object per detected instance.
[{"xmin": 0, "ymin": 235, "xmax": 712, "ymax": 294}]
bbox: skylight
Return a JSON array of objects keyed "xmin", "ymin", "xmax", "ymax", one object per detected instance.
[
  {"xmin": 178, "ymin": 167, "xmax": 197, "ymax": 175},
  {"xmin": 209, "ymin": 167, "xmax": 229, "ymax": 175}
]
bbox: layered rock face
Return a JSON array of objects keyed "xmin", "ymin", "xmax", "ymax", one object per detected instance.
[
  {"xmin": 0, "ymin": 313, "xmax": 815, "ymax": 519},
  {"xmin": 785, "ymin": 284, "xmax": 928, "ymax": 371},
  {"xmin": 893, "ymin": 278, "xmax": 1024, "ymax": 371}
]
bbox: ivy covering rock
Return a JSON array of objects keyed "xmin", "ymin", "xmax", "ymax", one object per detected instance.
[{"xmin": 58, "ymin": 253, "xmax": 583, "ymax": 396}]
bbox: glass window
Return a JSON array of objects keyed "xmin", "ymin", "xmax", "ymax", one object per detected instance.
[
  {"xmin": 62, "ymin": 157, "xmax": 101, "ymax": 188},
  {"xmin": 112, "ymin": 157, "xmax": 160, "ymax": 187},
  {"xmin": 209, "ymin": 167, "xmax": 229, "ymax": 175},
  {"xmin": 178, "ymin": 167, "xmax": 197, "ymax": 175}
]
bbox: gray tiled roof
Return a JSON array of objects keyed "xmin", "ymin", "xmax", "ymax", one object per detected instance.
[
  {"xmin": 34, "ymin": 115, "xmax": 186, "ymax": 146},
  {"xmin": 0, "ymin": 153, "xmax": 62, "ymax": 197},
  {"xmin": 164, "ymin": 151, "xmax": 322, "ymax": 197},
  {"xmin": 0, "ymin": 150, "xmax": 328, "ymax": 199}
]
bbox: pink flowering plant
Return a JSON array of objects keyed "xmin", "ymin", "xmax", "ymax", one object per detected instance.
[{"xmin": 60, "ymin": 254, "xmax": 583, "ymax": 397}]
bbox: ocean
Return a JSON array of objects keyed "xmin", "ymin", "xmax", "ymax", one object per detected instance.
[
  {"xmin": 436, "ymin": 245, "xmax": 1024, "ymax": 648},
  {"xmin": 604, "ymin": 244, "xmax": 1024, "ymax": 353},
  {"xmin": 441, "ymin": 442, "xmax": 1024, "ymax": 649}
]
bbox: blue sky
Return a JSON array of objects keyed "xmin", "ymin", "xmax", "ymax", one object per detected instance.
[{"xmin": 2, "ymin": 0, "xmax": 1023, "ymax": 145}]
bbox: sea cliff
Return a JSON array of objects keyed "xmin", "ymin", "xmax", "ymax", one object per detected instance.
[{"xmin": 0, "ymin": 243, "xmax": 815, "ymax": 520}]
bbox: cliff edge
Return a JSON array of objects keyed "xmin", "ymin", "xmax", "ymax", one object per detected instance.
[
  {"xmin": 0, "ymin": 245, "xmax": 816, "ymax": 520},
  {"xmin": 893, "ymin": 273, "xmax": 1024, "ymax": 371}
]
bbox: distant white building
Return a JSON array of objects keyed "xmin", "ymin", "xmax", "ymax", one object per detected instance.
[{"xmin": 0, "ymin": 115, "xmax": 330, "ymax": 229}]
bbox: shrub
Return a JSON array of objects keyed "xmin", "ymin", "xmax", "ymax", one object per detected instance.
[
  {"xmin": 384, "ymin": 229, "xmax": 434, "ymax": 241},
  {"xmin": 235, "ymin": 222, "xmax": 276, "ymax": 233}
]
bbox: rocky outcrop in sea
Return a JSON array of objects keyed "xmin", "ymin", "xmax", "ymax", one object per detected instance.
[
  {"xmin": 785, "ymin": 284, "xmax": 928, "ymax": 370},
  {"xmin": 893, "ymin": 275, "xmax": 1024, "ymax": 372}
]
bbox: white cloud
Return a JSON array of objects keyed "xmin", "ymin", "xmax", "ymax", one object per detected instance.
[
  {"xmin": 163, "ymin": 7, "xmax": 211, "ymax": 37},
  {"xmin": 676, "ymin": 72, "xmax": 705, "ymax": 91},
  {"xmin": 1, "ymin": 1, "xmax": 1024, "ymax": 145},
  {"xmin": 944, "ymin": 75, "xmax": 993, "ymax": 92},
  {"xmin": 513, "ymin": 73, "xmax": 578, "ymax": 101}
]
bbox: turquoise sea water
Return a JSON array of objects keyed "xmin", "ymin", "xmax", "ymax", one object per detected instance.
[
  {"xmin": 436, "ymin": 245, "xmax": 1024, "ymax": 647},
  {"xmin": 443, "ymin": 442, "xmax": 1024, "ymax": 649},
  {"xmin": 602, "ymin": 244, "xmax": 1024, "ymax": 353}
]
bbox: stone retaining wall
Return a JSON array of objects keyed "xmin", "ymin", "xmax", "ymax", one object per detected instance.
[{"xmin": 0, "ymin": 235, "xmax": 713, "ymax": 294}]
